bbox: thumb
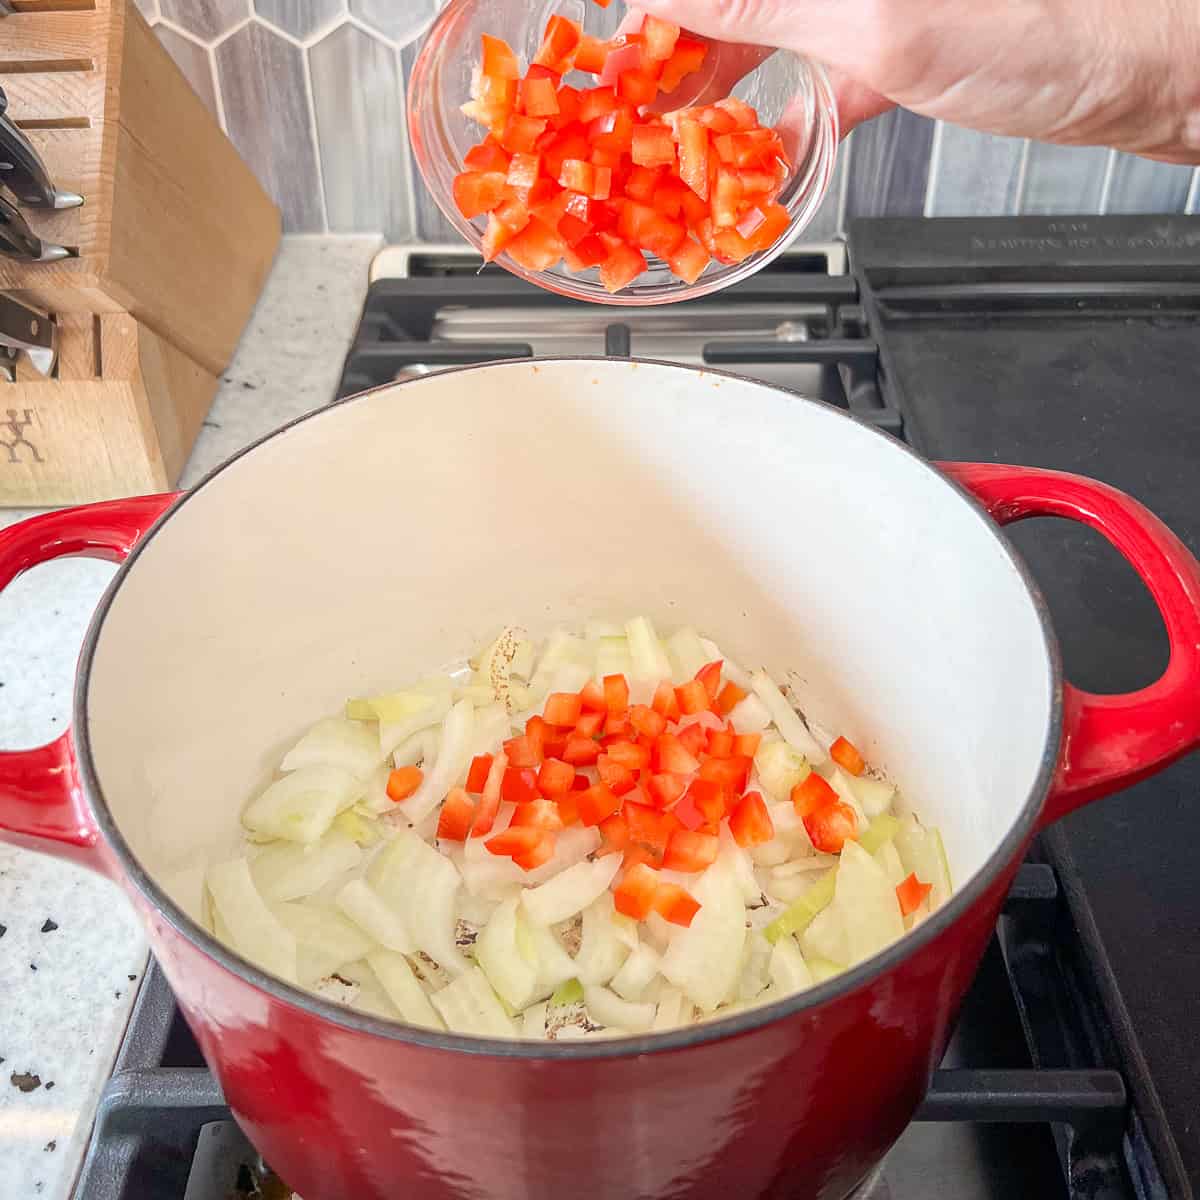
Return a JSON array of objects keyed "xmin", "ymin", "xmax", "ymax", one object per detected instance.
[
  {"xmin": 824, "ymin": 65, "xmax": 895, "ymax": 136},
  {"xmin": 632, "ymin": 0, "xmax": 804, "ymax": 52}
]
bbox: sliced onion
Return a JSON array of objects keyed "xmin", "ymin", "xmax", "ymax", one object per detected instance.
[
  {"xmin": 610, "ymin": 941, "xmax": 661, "ymax": 1002},
  {"xmin": 251, "ymin": 830, "xmax": 362, "ymax": 902},
  {"xmin": 750, "ymin": 670, "xmax": 824, "ymax": 760},
  {"xmin": 430, "ymin": 966, "xmax": 516, "ymax": 1037},
  {"xmin": 651, "ymin": 984, "xmax": 690, "ymax": 1031},
  {"xmin": 584, "ymin": 985, "xmax": 655, "ymax": 1033},
  {"xmin": 206, "ymin": 858, "xmax": 297, "ymax": 982},
  {"xmin": 476, "ymin": 897, "xmax": 544, "ymax": 1010},
  {"xmin": 270, "ymin": 900, "xmax": 375, "ymax": 984},
  {"xmin": 521, "ymin": 1000, "xmax": 549, "ymax": 1038},
  {"xmin": 280, "ymin": 717, "xmax": 385, "ymax": 778},
  {"xmin": 754, "ymin": 740, "xmax": 810, "ymax": 803},
  {"xmin": 768, "ymin": 934, "xmax": 814, "ymax": 991},
  {"xmin": 574, "ymin": 893, "xmax": 631, "ymax": 985},
  {"xmin": 666, "ymin": 626, "xmax": 709, "ymax": 681},
  {"xmin": 400, "ymin": 698, "xmax": 475, "ymax": 825},
  {"xmin": 521, "ymin": 855, "xmax": 622, "ymax": 926},
  {"xmin": 727, "ymin": 693, "xmax": 772, "ymax": 735},
  {"xmin": 242, "ymin": 765, "xmax": 365, "ymax": 845},
  {"xmin": 335, "ymin": 876, "xmax": 414, "ymax": 953},
  {"xmin": 378, "ymin": 679, "xmax": 453, "ymax": 757},
  {"xmin": 625, "ymin": 616, "xmax": 672, "ymax": 682},
  {"xmin": 367, "ymin": 949, "xmax": 444, "ymax": 1028}
]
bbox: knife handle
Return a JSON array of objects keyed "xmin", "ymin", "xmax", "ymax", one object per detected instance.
[{"xmin": 0, "ymin": 86, "xmax": 84, "ymax": 210}]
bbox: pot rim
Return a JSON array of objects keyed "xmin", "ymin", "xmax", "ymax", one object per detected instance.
[{"xmin": 73, "ymin": 356, "xmax": 1063, "ymax": 1060}]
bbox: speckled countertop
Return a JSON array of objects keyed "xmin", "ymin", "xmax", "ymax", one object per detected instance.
[{"xmin": 0, "ymin": 234, "xmax": 382, "ymax": 1200}]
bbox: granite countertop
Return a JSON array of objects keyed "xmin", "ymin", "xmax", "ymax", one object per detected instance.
[{"xmin": 0, "ymin": 234, "xmax": 382, "ymax": 1200}]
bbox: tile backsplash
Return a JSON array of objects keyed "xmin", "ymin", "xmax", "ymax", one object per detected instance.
[{"xmin": 137, "ymin": 0, "xmax": 1200, "ymax": 240}]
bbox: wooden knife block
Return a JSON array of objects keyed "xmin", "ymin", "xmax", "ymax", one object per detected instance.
[
  {"xmin": 0, "ymin": 313, "xmax": 217, "ymax": 505},
  {"xmin": 0, "ymin": 0, "xmax": 280, "ymax": 505}
]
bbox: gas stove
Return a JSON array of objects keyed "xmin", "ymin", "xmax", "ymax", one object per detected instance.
[{"xmin": 75, "ymin": 214, "xmax": 1200, "ymax": 1200}]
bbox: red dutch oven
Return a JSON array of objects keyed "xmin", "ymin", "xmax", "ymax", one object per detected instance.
[{"xmin": 2, "ymin": 360, "xmax": 1199, "ymax": 1200}]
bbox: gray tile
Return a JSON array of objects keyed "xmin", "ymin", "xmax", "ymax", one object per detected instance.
[
  {"xmin": 1188, "ymin": 170, "xmax": 1200, "ymax": 215},
  {"xmin": 254, "ymin": 0, "xmax": 345, "ymax": 40},
  {"xmin": 926, "ymin": 124, "xmax": 1025, "ymax": 216},
  {"xmin": 349, "ymin": 0, "xmax": 442, "ymax": 46},
  {"xmin": 155, "ymin": 26, "xmax": 219, "ymax": 120},
  {"xmin": 1019, "ymin": 142, "xmax": 1109, "ymax": 214},
  {"xmin": 310, "ymin": 24, "xmax": 412, "ymax": 238},
  {"xmin": 804, "ymin": 138, "xmax": 846, "ymax": 241},
  {"xmin": 161, "ymin": 0, "xmax": 249, "ymax": 41},
  {"xmin": 216, "ymin": 21, "xmax": 324, "ymax": 230},
  {"xmin": 1105, "ymin": 154, "xmax": 1195, "ymax": 214},
  {"xmin": 844, "ymin": 107, "xmax": 935, "ymax": 219},
  {"xmin": 400, "ymin": 34, "xmax": 463, "ymax": 242}
]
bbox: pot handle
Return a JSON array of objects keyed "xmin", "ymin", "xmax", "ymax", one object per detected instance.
[
  {"xmin": 940, "ymin": 462, "xmax": 1200, "ymax": 827},
  {"xmin": 0, "ymin": 494, "xmax": 178, "ymax": 867}
]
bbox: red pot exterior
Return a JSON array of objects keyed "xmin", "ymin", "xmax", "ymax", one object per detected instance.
[{"xmin": 141, "ymin": 856, "xmax": 1017, "ymax": 1200}]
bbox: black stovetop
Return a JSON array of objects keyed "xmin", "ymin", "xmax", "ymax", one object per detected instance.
[{"xmin": 76, "ymin": 215, "xmax": 1200, "ymax": 1200}]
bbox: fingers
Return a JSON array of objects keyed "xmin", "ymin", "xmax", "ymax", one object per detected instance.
[{"xmin": 631, "ymin": 0, "xmax": 805, "ymax": 52}]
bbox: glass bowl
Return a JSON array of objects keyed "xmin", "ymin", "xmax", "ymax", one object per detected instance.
[{"xmin": 408, "ymin": 0, "xmax": 839, "ymax": 305}]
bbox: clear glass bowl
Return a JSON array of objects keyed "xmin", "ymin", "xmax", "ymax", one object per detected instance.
[{"xmin": 408, "ymin": 0, "xmax": 839, "ymax": 305}]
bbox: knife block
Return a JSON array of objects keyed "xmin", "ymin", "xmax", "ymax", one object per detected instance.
[
  {"xmin": 0, "ymin": 312, "xmax": 217, "ymax": 505},
  {"xmin": 0, "ymin": 0, "xmax": 280, "ymax": 378}
]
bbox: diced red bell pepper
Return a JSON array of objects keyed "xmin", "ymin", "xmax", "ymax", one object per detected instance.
[
  {"xmin": 562, "ymin": 733, "xmax": 601, "ymax": 765},
  {"xmin": 436, "ymin": 787, "xmax": 475, "ymax": 841},
  {"xmin": 574, "ymin": 710, "xmax": 605, "ymax": 737},
  {"xmin": 641, "ymin": 14, "xmax": 681, "ymax": 61},
  {"xmin": 653, "ymin": 732, "xmax": 700, "ymax": 775},
  {"xmin": 590, "ymin": 166, "xmax": 613, "ymax": 201},
  {"xmin": 791, "ymin": 772, "xmax": 837, "ymax": 817},
  {"xmin": 513, "ymin": 832, "xmax": 557, "ymax": 871},
  {"xmin": 618, "ymin": 68, "xmax": 659, "ymax": 107},
  {"xmin": 631, "ymin": 125, "xmax": 676, "ymax": 168},
  {"xmin": 599, "ymin": 810, "xmax": 629, "ymax": 850},
  {"xmin": 577, "ymin": 782, "xmax": 622, "ymax": 827},
  {"xmin": 738, "ymin": 167, "xmax": 777, "ymax": 196},
  {"xmin": 554, "ymin": 85, "xmax": 582, "ymax": 127},
  {"xmin": 543, "ymin": 737, "xmax": 567, "ymax": 761},
  {"xmin": 695, "ymin": 105, "xmax": 739, "ymax": 135},
  {"xmin": 543, "ymin": 691, "xmax": 584, "ymax": 727},
  {"xmin": 606, "ymin": 739, "xmax": 652, "ymax": 771},
  {"xmin": 613, "ymin": 862, "xmax": 660, "ymax": 920},
  {"xmin": 651, "ymin": 680, "xmax": 681, "ymax": 720},
  {"xmin": 506, "ymin": 217, "xmax": 565, "ymax": 270},
  {"xmin": 738, "ymin": 202, "xmax": 790, "ymax": 252},
  {"xmin": 629, "ymin": 704, "xmax": 667, "ymax": 738},
  {"xmin": 647, "ymin": 772, "xmax": 688, "ymax": 810},
  {"xmin": 712, "ymin": 227, "xmax": 756, "ymax": 264},
  {"xmin": 466, "ymin": 754, "xmax": 493, "ymax": 794},
  {"xmin": 686, "ymin": 777, "xmax": 725, "ymax": 824},
  {"xmin": 729, "ymin": 790, "xmax": 773, "ymax": 847},
  {"xmin": 677, "ymin": 118, "xmax": 709, "ymax": 199},
  {"xmin": 525, "ymin": 180, "xmax": 568, "ymax": 228},
  {"xmin": 675, "ymin": 678, "xmax": 710, "ymax": 715},
  {"xmin": 667, "ymin": 236, "xmax": 708, "ymax": 283},
  {"xmin": 713, "ymin": 167, "xmax": 744, "ymax": 227},
  {"xmin": 499, "ymin": 113, "xmax": 548, "ymax": 155},
  {"xmin": 676, "ymin": 721, "xmax": 708, "ymax": 758},
  {"xmin": 511, "ymin": 798, "xmax": 566, "ymax": 832},
  {"xmin": 592, "ymin": 0, "xmax": 613, "ymax": 6},
  {"xmin": 452, "ymin": 170, "xmax": 507, "ymax": 220},
  {"xmin": 653, "ymin": 880, "xmax": 701, "ymax": 926},
  {"xmin": 537, "ymin": 756, "xmax": 576, "ymax": 797},
  {"xmin": 896, "ymin": 872, "xmax": 933, "ymax": 917},
  {"xmin": 558, "ymin": 211, "xmax": 592, "ymax": 248},
  {"xmin": 589, "ymin": 106, "xmax": 636, "ymax": 154},
  {"xmin": 804, "ymin": 800, "xmax": 858, "ymax": 854},
  {"xmin": 556, "ymin": 789, "xmax": 580, "ymax": 827},
  {"xmin": 706, "ymin": 729, "xmax": 734, "ymax": 759},
  {"xmin": 485, "ymin": 824, "xmax": 544, "ymax": 857},
  {"xmin": 715, "ymin": 95, "xmax": 759, "ymax": 130},
  {"xmin": 503, "ymin": 733, "xmax": 540, "ymax": 769},
  {"xmin": 579, "ymin": 85, "xmax": 618, "ymax": 123},
  {"xmin": 481, "ymin": 33, "xmax": 520, "ymax": 81},
  {"xmin": 714, "ymin": 680, "xmax": 747, "ymax": 716},
  {"xmin": 494, "ymin": 194, "xmax": 530, "ymax": 232},
  {"xmin": 501, "ymin": 766, "xmax": 541, "ymax": 805},
  {"xmin": 386, "ymin": 765, "xmax": 423, "ymax": 803},
  {"xmin": 733, "ymin": 732, "xmax": 762, "ymax": 758},
  {"xmin": 623, "ymin": 800, "xmax": 670, "ymax": 852},
  {"xmin": 601, "ymin": 39, "xmax": 647, "ymax": 86},
  {"xmin": 662, "ymin": 829, "xmax": 719, "ymax": 872},
  {"xmin": 830, "ymin": 735, "xmax": 866, "ymax": 776},
  {"xmin": 605, "ymin": 712, "xmax": 632, "ymax": 739},
  {"xmin": 559, "ymin": 158, "xmax": 595, "ymax": 196},
  {"xmin": 471, "ymin": 787, "xmax": 500, "ymax": 837},
  {"xmin": 597, "ymin": 753, "xmax": 637, "ymax": 796},
  {"xmin": 659, "ymin": 36, "xmax": 708, "ymax": 94},
  {"xmin": 672, "ymin": 790, "xmax": 705, "ymax": 830},
  {"xmin": 698, "ymin": 755, "xmax": 752, "ymax": 793},
  {"xmin": 574, "ymin": 34, "xmax": 610, "ymax": 75},
  {"xmin": 520, "ymin": 65, "xmax": 561, "ymax": 116},
  {"xmin": 463, "ymin": 138, "xmax": 511, "ymax": 172},
  {"xmin": 694, "ymin": 660, "xmax": 723, "ymax": 701},
  {"xmin": 635, "ymin": 212, "xmax": 686, "ymax": 258},
  {"xmin": 534, "ymin": 14, "xmax": 581, "ymax": 72},
  {"xmin": 603, "ymin": 673, "xmax": 630, "ymax": 716},
  {"xmin": 506, "ymin": 152, "xmax": 541, "ymax": 192},
  {"xmin": 580, "ymin": 678, "xmax": 607, "ymax": 712}
]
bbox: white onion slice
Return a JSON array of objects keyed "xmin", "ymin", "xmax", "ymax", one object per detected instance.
[
  {"xmin": 242, "ymin": 765, "xmax": 365, "ymax": 845},
  {"xmin": 400, "ymin": 698, "xmax": 475, "ymax": 824},
  {"xmin": 475, "ymin": 897, "xmax": 544, "ymax": 1010},
  {"xmin": 584, "ymin": 985, "xmax": 655, "ymax": 1033},
  {"xmin": 206, "ymin": 858, "xmax": 297, "ymax": 982},
  {"xmin": 280, "ymin": 717, "xmax": 385, "ymax": 779},
  {"xmin": 366, "ymin": 949, "xmax": 444, "ymax": 1028},
  {"xmin": 521, "ymin": 855, "xmax": 622, "ymax": 926},
  {"xmin": 574, "ymin": 893, "xmax": 632, "ymax": 985},
  {"xmin": 727, "ymin": 693, "xmax": 772, "ymax": 735},
  {"xmin": 610, "ymin": 942, "xmax": 661, "ymax": 1002},
  {"xmin": 431, "ymin": 967, "xmax": 516, "ymax": 1037},
  {"xmin": 625, "ymin": 616, "xmax": 672, "ymax": 682},
  {"xmin": 251, "ymin": 830, "xmax": 361, "ymax": 902},
  {"xmin": 750, "ymin": 670, "xmax": 824, "ymax": 760},
  {"xmin": 335, "ymin": 877, "xmax": 414, "ymax": 953},
  {"xmin": 270, "ymin": 901, "xmax": 374, "ymax": 984}
]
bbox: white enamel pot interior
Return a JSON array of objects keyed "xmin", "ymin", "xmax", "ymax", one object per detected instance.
[{"xmin": 81, "ymin": 358, "xmax": 1055, "ymax": 987}]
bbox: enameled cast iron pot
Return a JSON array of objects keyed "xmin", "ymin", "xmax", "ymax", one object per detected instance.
[{"xmin": 3, "ymin": 359, "xmax": 1199, "ymax": 1200}]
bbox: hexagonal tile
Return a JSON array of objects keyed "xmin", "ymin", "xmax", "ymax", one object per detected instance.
[
  {"xmin": 254, "ymin": 0, "xmax": 345, "ymax": 40},
  {"xmin": 216, "ymin": 21, "xmax": 323, "ymax": 229},
  {"xmin": 160, "ymin": 0, "xmax": 249, "ymax": 43},
  {"xmin": 310, "ymin": 24, "xmax": 411, "ymax": 237},
  {"xmin": 155, "ymin": 26, "xmax": 219, "ymax": 120},
  {"xmin": 348, "ymin": 0, "xmax": 444, "ymax": 46}
]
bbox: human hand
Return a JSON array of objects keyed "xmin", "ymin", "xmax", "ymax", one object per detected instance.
[{"xmin": 627, "ymin": 0, "xmax": 1200, "ymax": 164}]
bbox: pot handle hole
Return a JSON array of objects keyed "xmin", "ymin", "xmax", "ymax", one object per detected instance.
[
  {"xmin": 940, "ymin": 462, "xmax": 1200, "ymax": 827},
  {"xmin": 0, "ymin": 493, "xmax": 178, "ymax": 866}
]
